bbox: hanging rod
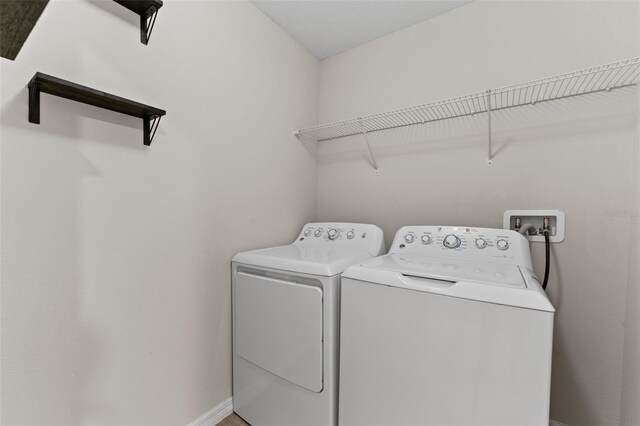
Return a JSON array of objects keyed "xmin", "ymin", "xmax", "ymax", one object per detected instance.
[{"xmin": 293, "ymin": 57, "xmax": 640, "ymax": 166}]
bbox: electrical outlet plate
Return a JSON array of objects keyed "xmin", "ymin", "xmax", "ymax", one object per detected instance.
[{"xmin": 503, "ymin": 210, "xmax": 565, "ymax": 243}]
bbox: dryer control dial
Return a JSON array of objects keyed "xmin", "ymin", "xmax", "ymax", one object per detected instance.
[
  {"xmin": 347, "ymin": 231, "xmax": 355, "ymax": 239},
  {"xmin": 314, "ymin": 229, "xmax": 322, "ymax": 237},
  {"xmin": 421, "ymin": 235, "xmax": 432, "ymax": 245},
  {"xmin": 328, "ymin": 229, "xmax": 339, "ymax": 240},
  {"xmin": 443, "ymin": 234, "xmax": 461, "ymax": 249},
  {"xmin": 404, "ymin": 234, "xmax": 415, "ymax": 243},
  {"xmin": 475, "ymin": 238, "xmax": 487, "ymax": 249},
  {"xmin": 304, "ymin": 229, "xmax": 312, "ymax": 237},
  {"xmin": 496, "ymin": 239, "xmax": 509, "ymax": 250}
]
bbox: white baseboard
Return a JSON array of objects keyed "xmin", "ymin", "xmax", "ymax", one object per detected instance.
[{"xmin": 188, "ymin": 397, "xmax": 233, "ymax": 426}]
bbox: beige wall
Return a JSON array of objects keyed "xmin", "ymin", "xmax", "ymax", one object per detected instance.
[
  {"xmin": 621, "ymin": 7, "xmax": 640, "ymax": 424},
  {"xmin": 0, "ymin": 0, "xmax": 318, "ymax": 424},
  {"xmin": 316, "ymin": 2, "xmax": 640, "ymax": 425},
  {"xmin": 621, "ymin": 85, "xmax": 640, "ymax": 425}
]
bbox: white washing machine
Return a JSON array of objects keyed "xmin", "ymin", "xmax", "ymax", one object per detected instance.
[
  {"xmin": 232, "ymin": 222, "xmax": 385, "ymax": 426},
  {"xmin": 339, "ymin": 225, "xmax": 555, "ymax": 426}
]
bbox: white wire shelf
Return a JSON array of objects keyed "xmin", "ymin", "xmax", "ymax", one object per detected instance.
[{"xmin": 293, "ymin": 57, "xmax": 640, "ymax": 168}]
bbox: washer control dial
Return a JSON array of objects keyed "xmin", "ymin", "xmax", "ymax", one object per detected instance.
[
  {"xmin": 404, "ymin": 234, "xmax": 415, "ymax": 243},
  {"xmin": 496, "ymin": 239, "xmax": 509, "ymax": 250},
  {"xmin": 443, "ymin": 234, "xmax": 461, "ymax": 249},
  {"xmin": 421, "ymin": 235, "xmax": 432, "ymax": 245},
  {"xmin": 347, "ymin": 231, "xmax": 355, "ymax": 239},
  {"xmin": 304, "ymin": 229, "xmax": 312, "ymax": 237},
  {"xmin": 314, "ymin": 229, "xmax": 322, "ymax": 237},
  {"xmin": 328, "ymin": 229, "xmax": 339, "ymax": 240},
  {"xmin": 475, "ymin": 238, "xmax": 487, "ymax": 249}
]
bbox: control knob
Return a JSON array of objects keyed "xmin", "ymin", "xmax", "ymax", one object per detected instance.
[
  {"xmin": 328, "ymin": 229, "xmax": 339, "ymax": 240},
  {"xmin": 443, "ymin": 234, "xmax": 461, "ymax": 249},
  {"xmin": 314, "ymin": 229, "xmax": 322, "ymax": 237},
  {"xmin": 421, "ymin": 235, "xmax": 432, "ymax": 245},
  {"xmin": 304, "ymin": 229, "xmax": 312, "ymax": 237},
  {"xmin": 347, "ymin": 231, "xmax": 355, "ymax": 239},
  {"xmin": 475, "ymin": 238, "xmax": 487, "ymax": 249},
  {"xmin": 496, "ymin": 239, "xmax": 509, "ymax": 250},
  {"xmin": 404, "ymin": 234, "xmax": 415, "ymax": 243}
]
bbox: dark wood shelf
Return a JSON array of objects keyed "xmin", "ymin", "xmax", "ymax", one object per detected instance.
[
  {"xmin": 28, "ymin": 72, "xmax": 166, "ymax": 146},
  {"xmin": 0, "ymin": 0, "xmax": 49, "ymax": 60},
  {"xmin": 113, "ymin": 0, "xmax": 163, "ymax": 44},
  {"xmin": 113, "ymin": 0, "xmax": 161, "ymax": 15}
]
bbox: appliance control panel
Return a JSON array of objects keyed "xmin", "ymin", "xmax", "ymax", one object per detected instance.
[
  {"xmin": 390, "ymin": 226, "xmax": 532, "ymax": 267},
  {"xmin": 294, "ymin": 222, "xmax": 386, "ymax": 255}
]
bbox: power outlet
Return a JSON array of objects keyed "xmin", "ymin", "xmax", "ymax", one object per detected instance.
[{"xmin": 503, "ymin": 210, "xmax": 565, "ymax": 243}]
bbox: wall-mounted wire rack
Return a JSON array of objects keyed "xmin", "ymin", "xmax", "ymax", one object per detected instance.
[{"xmin": 293, "ymin": 57, "xmax": 640, "ymax": 170}]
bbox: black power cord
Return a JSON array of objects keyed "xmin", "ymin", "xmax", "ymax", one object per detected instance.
[{"xmin": 542, "ymin": 229, "xmax": 550, "ymax": 291}]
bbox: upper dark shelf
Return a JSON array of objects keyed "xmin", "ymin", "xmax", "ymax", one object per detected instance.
[
  {"xmin": 28, "ymin": 72, "xmax": 166, "ymax": 145},
  {"xmin": 0, "ymin": 0, "xmax": 49, "ymax": 60},
  {"xmin": 113, "ymin": 0, "xmax": 163, "ymax": 44},
  {"xmin": 113, "ymin": 0, "xmax": 162, "ymax": 15}
]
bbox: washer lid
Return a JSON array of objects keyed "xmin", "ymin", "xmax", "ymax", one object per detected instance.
[
  {"xmin": 233, "ymin": 245, "xmax": 376, "ymax": 277},
  {"xmin": 374, "ymin": 254, "xmax": 526, "ymax": 288},
  {"xmin": 343, "ymin": 254, "xmax": 554, "ymax": 312}
]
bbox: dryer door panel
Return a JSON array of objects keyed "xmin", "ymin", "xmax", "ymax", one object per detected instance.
[{"xmin": 235, "ymin": 272, "xmax": 323, "ymax": 392}]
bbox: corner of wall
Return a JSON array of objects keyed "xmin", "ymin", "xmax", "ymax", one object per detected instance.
[{"xmin": 620, "ymin": 87, "xmax": 640, "ymax": 426}]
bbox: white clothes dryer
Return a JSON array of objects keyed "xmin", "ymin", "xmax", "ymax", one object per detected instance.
[
  {"xmin": 339, "ymin": 225, "xmax": 554, "ymax": 426},
  {"xmin": 232, "ymin": 223, "xmax": 385, "ymax": 426}
]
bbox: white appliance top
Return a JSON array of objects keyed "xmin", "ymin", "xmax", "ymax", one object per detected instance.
[
  {"xmin": 343, "ymin": 226, "xmax": 554, "ymax": 312},
  {"xmin": 373, "ymin": 254, "xmax": 525, "ymax": 288},
  {"xmin": 232, "ymin": 223, "xmax": 386, "ymax": 277}
]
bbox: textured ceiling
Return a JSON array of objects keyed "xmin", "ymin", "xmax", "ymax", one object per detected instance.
[{"xmin": 251, "ymin": 0, "xmax": 471, "ymax": 59}]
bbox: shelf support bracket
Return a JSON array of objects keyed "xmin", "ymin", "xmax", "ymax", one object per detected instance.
[
  {"xmin": 28, "ymin": 81, "xmax": 40, "ymax": 124},
  {"xmin": 144, "ymin": 115, "xmax": 161, "ymax": 146},
  {"xmin": 359, "ymin": 118, "xmax": 379, "ymax": 173},
  {"xmin": 486, "ymin": 89, "xmax": 493, "ymax": 166},
  {"xmin": 141, "ymin": 5, "xmax": 159, "ymax": 45}
]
